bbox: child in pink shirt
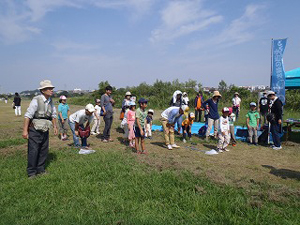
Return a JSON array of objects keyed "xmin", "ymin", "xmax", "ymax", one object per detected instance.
[{"xmin": 127, "ymin": 102, "xmax": 136, "ymax": 147}]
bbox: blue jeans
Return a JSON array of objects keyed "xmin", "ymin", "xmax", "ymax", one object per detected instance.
[
  {"xmin": 68, "ymin": 121, "xmax": 87, "ymax": 147},
  {"xmin": 176, "ymin": 116, "xmax": 183, "ymax": 132},
  {"xmin": 270, "ymin": 123, "xmax": 281, "ymax": 147}
]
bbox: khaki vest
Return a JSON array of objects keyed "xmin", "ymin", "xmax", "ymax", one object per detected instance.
[{"xmin": 32, "ymin": 95, "xmax": 53, "ymax": 132}]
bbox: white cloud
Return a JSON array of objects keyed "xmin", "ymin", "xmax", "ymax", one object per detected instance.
[
  {"xmin": 189, "ymin": 4, "xmax": 266, "ymax": 49},
  {"xmin": 150, "ymin": 0, "xmax": 223, "ymax": 43}
]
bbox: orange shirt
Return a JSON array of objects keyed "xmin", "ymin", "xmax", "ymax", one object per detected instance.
[{"xmin": 182, "ymin": 118, "xmax": 194, "ymax": 127}]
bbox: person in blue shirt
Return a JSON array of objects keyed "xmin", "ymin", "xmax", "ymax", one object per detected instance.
[
  {"xmin": 58, "ymin": 95, "xmax": 70, "ymax": 141},
  {"xmin": 202, "ymin": 91, "xmax": 222, "ymax": 141}
]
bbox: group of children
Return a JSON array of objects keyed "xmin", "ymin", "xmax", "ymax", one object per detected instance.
[{"xmin": 120, "ymin": 95, "xmax": 154, "ymax": 154}]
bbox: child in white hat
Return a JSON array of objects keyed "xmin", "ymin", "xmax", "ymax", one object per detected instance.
[
  {"xmin": 182, "ymin": 112, "xmax": 195, "ymax": 143},
  {"xmin": 217, "ymin": 107, "xmax": 231, "ymax": 152},
  {"xmin": 246, "ymin": 102, "xmax": 260, "ymax": 145},
  {"xmin": 145, "ymin": 109, "xmax": 154, "ymax": 139},
  {"xmin": 58, "ymin": 95, "xmax": 70, "ymax": 140}
]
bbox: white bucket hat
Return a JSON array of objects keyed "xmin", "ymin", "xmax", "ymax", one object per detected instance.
[
  {"xmin": 85, "ymin": 104, "xmax": 95, "ymax": 113},
  {"xmin": 148, "ymin": 109, "xmax": 154, "ymax": 114},
  {"xmin": 38, "ymin": 80, "xmax": 55, "ymax": 90},
  {"xmin": 125, "ymin": 91, "xmax": 132, "ymax": 96}
]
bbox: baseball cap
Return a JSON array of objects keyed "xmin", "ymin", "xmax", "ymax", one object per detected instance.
[
  {"xmin": 138, "ymin": 98, "xmax": 148, "ymax": 104},
  {"xmin": 60, "ymin": 95, "xmax": 67, "ymax": 100},
  {"xmin": 95, "ymin": 99, "xmax": 100, "ymax": 103},
  {"xmin": 189, "ymin": 112, "xmax": 195, "ymax": 118},
  {"xmin": 222, "ymin": 107, "xmax": 230, "ymax": 113},
  {"xmin": 148, "ymin": 109, "xmax": 154, "ymax": 114},
  {"xmin": 129, "ymin": 101, "xmax": 136, "ymax": 106},
  {"xmin": 267, "ymin": 91, "xmax": 276, "ymax": 96},
  {"xmin": 250, "ymin": 102, "xmax": 257, "ymax": 107},
  {"xmin": 125, "ymin": 91, "xmax": 132, "ymax": 96},
  {"xmin": 85, "ymin": 104, "xmax": 95, "ymax": 113}
]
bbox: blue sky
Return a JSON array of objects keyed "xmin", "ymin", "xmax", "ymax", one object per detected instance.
[{"xmin": 0, "ymin": 0, "xmax": 299, "ymax": 93}]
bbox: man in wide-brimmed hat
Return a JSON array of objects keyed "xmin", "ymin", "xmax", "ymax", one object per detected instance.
[
  {"xmin": 232, "ymin": 92, "xmax": 241, "ymax": 121},
  {"xmin": 23, "ymin": 80, "xmax": 58, "ymax": 178},
  {"xmin": 202, "ymin": 91, "xmax": 222, "ymax": 141},
  {"xmin": 267, "ymin": 91, "xmax": 283, "ymax": 150}
]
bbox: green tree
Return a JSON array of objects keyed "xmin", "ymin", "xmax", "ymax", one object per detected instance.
[{"xmin": 218, "ymin": 80, "xmax": 228, "ymax": 93}]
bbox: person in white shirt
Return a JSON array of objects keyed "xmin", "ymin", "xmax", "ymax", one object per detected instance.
[
  {"xmin": 68, "ymin": 104, "xmax": 95, "ymax": 148},
  {"xmin": 91, "ymin": 99, "xmax": 101, "ymax": 135},
  {"xmin": 182, "ymin": 92, "xmax": 189, "ymax": 105},
  {"xmin": 217, "ymin": 107, "xmax": 231, "ymax": 153},
  {"xmin": 232, "ymin": 92, "xmax": 241, "ymax": 121}
]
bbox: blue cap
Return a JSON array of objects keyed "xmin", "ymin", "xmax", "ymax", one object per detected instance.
[
  {"xmin": 138, "ymin": 98, "xmax": 148, "ymax": 104},
  {"xmin": 129, "ymin": 101, "xmax": 136, "ymax": 106}
]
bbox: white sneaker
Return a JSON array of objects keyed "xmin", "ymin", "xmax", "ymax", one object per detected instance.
[
  {"xmin": 167, "ymin": 144, "xmax": 173, "ymax": 150},
  {"xmin": 273, "ymin": 146, "xmax": 282, "ymax": 150},
  {"xmin": 91, "ymin": 132, "xmax": 96, "ymax": 135},
  {"xmin": 171, "ymin": 144, "xmax": 180, "ymax": 148},
  {"xmin": 96, "ymin": 132, "xmax": 101, "ymax": 135},
  {"xmin": 223, "ymin": 148, "xmax": 230, "ymax": 152},
  {"xmin": 218, "ymin": 149, "xmax": 224, "ymax": 153},
  {"xmin": 183, "ymin": 139, "xmax": 187, "ymax": 143}
]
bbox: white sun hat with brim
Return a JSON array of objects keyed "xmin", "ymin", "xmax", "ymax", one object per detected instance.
[
  {"xmin": 38, "ymin": 80, "xmax": 55, "ymax": 90},
  {"xmin": 85, "ymin": 104, "xmax": 95, "ymax": 113},
  {"xmin": 125, "ymin": 91, "xmax": 132, "ymax": 96}
]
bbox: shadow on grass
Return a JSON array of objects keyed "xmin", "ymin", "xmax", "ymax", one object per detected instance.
[
  {"xmin": 150, "ymin": 142, "xmax": 166, "ymax": 148},
  {"xmin": 45, "ymin": 152, "xmax": 57, "ymax": 169},
  {"xmin": 116, "ymin": 127, "xmax": 124, "ymax": 134},
  {"xmin": 203, "ymin": 143, "xmax": 217, "ymax": 149},
  {"xmin": 262, "ymin": 165, "xmax": 300, "ymax": 181}
]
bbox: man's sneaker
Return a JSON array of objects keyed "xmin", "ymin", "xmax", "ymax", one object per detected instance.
[
  {"xmin": 273, "ymin": 146, "xmax": 282, "ymax": 150},
  {"xmin": 167, "ymin": 145, "xmax": 173, "ymax": 150},
  {"xmin": 223, "ymin": 148, "xmax": 230, "ymax": 152},
  {"xmin": 183, "ymin": 139, "xmax": 187, "ymax": 143},
  {"xmin": 171, "ymin": 144, "xmax": 180, "ymax": 148}
]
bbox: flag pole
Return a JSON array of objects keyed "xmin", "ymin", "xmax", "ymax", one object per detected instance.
[{"xmin": 268, "ymin": 38, "xmax": 273, "ymax": 145}]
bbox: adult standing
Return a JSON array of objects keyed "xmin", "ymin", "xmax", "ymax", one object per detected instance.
[
  {"xmin": 160, "ymin": 105, "xmax": 189, "ymax": 150},
  {"xmin": 267, "ymin": 91, "xmax": 283, "ymax": 150},
  {"xmin": 259, "ymin": 91, "xmax": 269, "ymax": 125},
  {"xmin": 203, "ymin": 91, "xmax": 222, "ymax": 141},
  {"xmin": 13, "ymin": 92, "xmax": 22, "ymax": 116},
  {"xmin": 194, "ymin": 91, "xmax": 204, "ymax": 122},
  {"xmin": 22, "ymin": 80, "xmax": 58, "ymax": 178},
  {"xmin": 232, "ymin": 92, "xmax": 241, "ymax": 121},
  {"xmin": 101, "ymin": 86, "xmax": 115, "ymax": 142}
]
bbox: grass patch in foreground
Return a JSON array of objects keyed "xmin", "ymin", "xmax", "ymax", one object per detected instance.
[
  {"xmin": 0, "ymin": 150, "xmax": 299, "ymax": 224},
  {"xmin": 0, "ymin": 138, "xmax": 27, "ymax": 148}
]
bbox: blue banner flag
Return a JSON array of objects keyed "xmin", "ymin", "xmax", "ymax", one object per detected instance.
[{"xmin": 271, "ymin": 38, "xmax": 287, "ymax": 104}]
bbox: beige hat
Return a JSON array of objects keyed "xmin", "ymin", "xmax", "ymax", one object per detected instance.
[
  {"xmin": 234, "ymin": 92, "xmax": 239, "ymax": 95},
  {"xmin": 212, "ymin": 91, "xmax": 222, "ymax": 98},
  {"xmin": 38, "ymin": 80, "xmax": 55, "ymax": 90},
  {"xmin": 181, "ymin": 105, "xmax": 189, "ymax": 112},
  {"xmin": 125, "ymin": 91, "xmax": 132, "ymax": 96},
  {"xmin": 267, "ymin": 91, "xmax": 276, "ymax": 96},
  {"xmin": 85, "ymin": 104, "xmax": 95, "ymax": 113}
]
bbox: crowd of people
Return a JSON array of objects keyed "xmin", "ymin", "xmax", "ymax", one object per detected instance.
[{"xmin": 21, "ymin": 80, "xmax": 284, "ymax": 178}]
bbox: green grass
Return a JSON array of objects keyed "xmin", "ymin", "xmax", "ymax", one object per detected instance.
[
  {"xmin": 0, "ymin": 138, "xmax": 27, "ymax": 148},
  {"xmin": 1, "ymin": 149, "xmax": 299, "ymax": 224}
]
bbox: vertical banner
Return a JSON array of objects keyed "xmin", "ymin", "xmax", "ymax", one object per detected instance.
[{"xmin": 271, "ymin": 38, "xmax": 287, "ymax": 104}]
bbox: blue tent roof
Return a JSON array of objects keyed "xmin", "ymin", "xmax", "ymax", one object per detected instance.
[{"xmin": 285, "ymin": 68, "xmax": 300, "ymax": 89}]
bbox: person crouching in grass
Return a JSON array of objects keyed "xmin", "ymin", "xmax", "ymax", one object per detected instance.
[
  {"xmin": 182, "ymin": 112, "xmax": 195, "ymax": 143},
  {"xmin": 134, "ymin": 98, "xmax": 148, "ymax": 154},
  {"xmin": 68, "ymin": 104, "xmax": 95, "ymax": 149},
  {"xmin": 246, "ymin": 102, "xmax": 260, "ymax": 146},
  {"xmin": 217, "ymin": 107, "xmax": 231, "ymax": 153},
  {"xmin": 58, "ymin": 95, "xmax": 70, "ymax": 141}
]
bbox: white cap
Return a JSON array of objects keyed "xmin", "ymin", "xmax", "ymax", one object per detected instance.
[
  {"xmin": 60, "ymin": 95, "xmax": 67, "ymax": 100},
  {"xmin": 125, "ymin": 91, "xmax": 132, "ymax": 96},
  {"xmin": 85, "ymin": 104, "xmax": 95, "ymax": 113},
  {"xmin": 95, "ymin": 99, "xmax": 101, "ymax": 103},
  {"xmin": 222, "ymin": 107, "xmax": 230, "ymax": 112},
  {"xmin": 129, "ymin": 101, "xmax": 136, "ymax": 106},
  {"xmin": 148, "ymin": 109, "xmax": 154, "ymax": 114},
  {"xmin": 250, "ymin": 102, "xmax": 257, "ymax": 107},
  {"xmin": 38, "ymin": 80, "xmax": 55, "ymax": 90},
  {"xmin": 267, "ymin": 91, "xmax": 276, "ymax": 96},
  {"xmin": 189, "ymin": 112, "xmax": 195, "ymax": 118}
]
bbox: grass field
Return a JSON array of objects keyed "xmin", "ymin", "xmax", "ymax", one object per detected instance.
[{"xmin": 0, "ymin": 100, "xmax": 300, "ymax": 224}]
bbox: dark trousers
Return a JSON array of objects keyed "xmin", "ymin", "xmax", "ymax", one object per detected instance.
[
  {"xmin": 182, "ymin": 126, "xmax": 192, "ymax": 139},
  {"xmin": 103, "ymin": 116, "xmax": 113, "ymax": 139},
  {"xmin": 27, "ymin": 127, "xmax": 49, "ymax": 177},
  {"xmin": 232, "ymin": 106, "xmax": 240, "ymax": 120},
  {"xmin": 270, "ymin": 123, "xmax": 281, "ymax": 147},
  {"xmin": 195, "ymin": 109, "xmax": 202, "ymax": 122}
]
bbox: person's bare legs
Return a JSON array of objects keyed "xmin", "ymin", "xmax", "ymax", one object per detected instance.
[
  {"xmin": 135, "ymin": 137, "xmax": 140, "ymax": 152},
  {"xmin": 141, "ymin": 138, "xmax": 146, "ymax": 153}
]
